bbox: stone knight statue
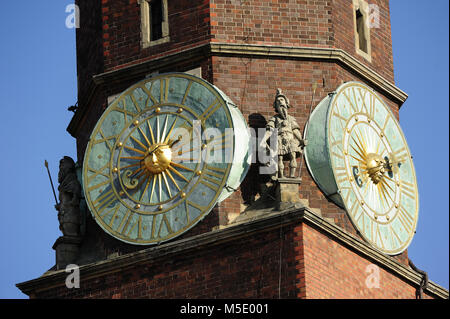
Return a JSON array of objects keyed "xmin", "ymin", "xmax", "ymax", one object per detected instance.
[
  {"xmin": 261, "ymin": 89, "xmax": 307, "ymax": 178},
  {"xmin": 54, "ymin": 156, "xmax": 82, "ymax": 237}
]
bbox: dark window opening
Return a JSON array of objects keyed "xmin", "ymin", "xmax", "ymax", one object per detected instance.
[
  {"xmin": 356, "ymin": 9, "xmax": 368, "ymax": 53},
  {"xmin": 151, "ymin": 0, "xmax": 163, "ymax": 41}
]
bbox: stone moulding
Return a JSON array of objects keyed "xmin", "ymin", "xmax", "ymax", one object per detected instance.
[
  {"xmin": 209, "ymin": 43, "xmax": 408, "ymax": 104},
  {"xmin": 16, "ymin": 207, "xmax": 448, "ymax": 299},
  {"xmin": 67, "ymin": 42, "xmax": 408, "ymax": 137}
]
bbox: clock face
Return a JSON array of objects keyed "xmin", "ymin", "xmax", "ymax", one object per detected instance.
[
  {"xmin": 83, "ymin": 73, "xmax": 246, "ymax": 245},
  {"xmin": 305, "ymin": 81, "xmax": 419, "ymax": 255}
]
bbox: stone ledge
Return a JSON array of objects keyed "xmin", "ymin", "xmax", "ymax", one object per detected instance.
[{"xmin": 17, "ymin": 207, "xmax": 448, "ymax": 299}]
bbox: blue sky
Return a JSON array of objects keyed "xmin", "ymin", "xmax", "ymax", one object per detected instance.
[{"xmin": 0, "ymin": 1, "xmax": 448, "ymax": 298}]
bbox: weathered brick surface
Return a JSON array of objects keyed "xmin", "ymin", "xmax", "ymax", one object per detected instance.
[
  {"xmin": 210, "ymin": 0, "xmax": 334, "ymax": 47},
  {"xmin": 209, "ymin": 0, "xmax": 394, "ymax": 81},
  {"xmin": 299, "ymin": 223, "xmax": 423, "ymax": 298},
  {"xmin": 75, "ymin": 0, "xmax": 104, "ymax": 105},
  {"xmin": 36, "ymin": 224, "xmax": 299, "ymax": 299},
  {"xmin": 331, "ymin": 0, "xmax": 395, "ymax": 81},
  {"xmin": 32, "ymin": 221, "xmax": 430, "ymax": 299},
  {"xmin": 101, "ymin": 0, "xmax": 211, "ymax": 71}
]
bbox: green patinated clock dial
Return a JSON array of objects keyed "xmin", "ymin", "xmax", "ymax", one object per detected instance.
[
  {"xmin": 83, "ymin": 73, "xmax": 251, "ymax": 245},
  {"xmin": 305, "ymin": 81, "xmax": 419, "ymax": 255}
]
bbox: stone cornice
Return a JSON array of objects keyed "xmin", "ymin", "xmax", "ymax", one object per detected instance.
[
  {"xmin": 17, "ymin": 208, "xmax": 448, "ymax": 299},
  {"xmin": 67, "ymin": 42, "xmax": 408, "ymax": 137},
  {"xmin": 209, "ymin": 43, "xmax": 408, "ymax": 105}
]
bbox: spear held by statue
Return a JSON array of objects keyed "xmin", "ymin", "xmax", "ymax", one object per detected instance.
[{"xmin": 44, "ymin": 160, "xmax": 59, "ymax": 206}]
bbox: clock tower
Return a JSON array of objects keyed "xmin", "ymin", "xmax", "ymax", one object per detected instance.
[{"xmin": 17, "ymin": 0, "xmax": 448, "ymax": 299}]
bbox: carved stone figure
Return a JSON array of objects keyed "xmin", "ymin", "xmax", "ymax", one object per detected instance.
[
  {"xmin": 261, "ymin": 89, "xmax": 307, "ymax": 178},
  {"xmin": 55, "ymin": 156, "xmax": 82, "ymax": 237}
]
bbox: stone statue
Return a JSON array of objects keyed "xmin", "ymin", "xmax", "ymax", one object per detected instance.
[
  {"xmin": 261, "ymin": 89, "xmax": 307, "ymax": 178},
  {"xmin": 55, "ymin": 156, "xmax": 82, "ymax": 237}
]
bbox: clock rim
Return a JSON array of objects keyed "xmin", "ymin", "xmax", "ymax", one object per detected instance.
[
  {"xmin": 327, "ymin": 81, "xmax": 419, "ymax": 255},
  {"xmin": 82, "ymin": 72, "xmax": 239, "ymax": 245}
]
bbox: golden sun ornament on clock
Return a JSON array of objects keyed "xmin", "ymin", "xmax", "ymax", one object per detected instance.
[
  {"xmin": 82, "ymin": 73, "xmax": 251, "ymax": 245},
  {"xmin": 304, "ymin": 81, "xmax": 419, "ymax": 255}
]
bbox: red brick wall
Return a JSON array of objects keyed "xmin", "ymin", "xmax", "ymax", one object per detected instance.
[
  {"xmin": 35, "ymin": 224, "xmax": 299, "ymax": 298},
  {"xmin": 209, "ymin": 0, "xmax": 394, "ymax": 81},
  {"xmin": 101, "ymin": 0, "xmax": 212, "ymax": 71},
  {"xmin": 332, "ymin": 0, "xmax": 395, "ymax": 82},
  {"xmin": 299, "ymin": 223, "xmax": 425, "ymax": 298},
  {"xmin": 210, "ymin": 0, "xmax": 333, "ymax": 47},
  {"xmin": 75, "ymin": 0, "xmax": 104, "ymax": 104},
  {"xmin": 31, "ymin": 221, "xmax": 429, "ymax": 299}
]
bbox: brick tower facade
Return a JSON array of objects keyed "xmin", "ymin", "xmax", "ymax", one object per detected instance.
[{"xmin": 17, "ymin": 0, "xmax": 448, "ymax": 299}]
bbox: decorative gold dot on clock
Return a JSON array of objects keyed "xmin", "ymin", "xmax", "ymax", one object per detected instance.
[
  {"xmin": 158, "ymin": 205, "xmax": 163, "ymax": 211},
  {"xmin": 181, "ymin": 192, "xmax": 186, "ymax": 198},
  {"xmin": 361, "ymin": 201, "xmax": 365, "ymax": 206},
  {"xmin": 119, "ymin": 191, "xmax": 125, "ymax": 196},
  {"xmin": 386, "ymin": 216, "xmax": 390, "ymax": 221},
  {"xmin": 177, "ymin": 108, "xmax": 183, "ymax": 113},
  {"xmin": 135, "ymin": 204, "xmax": 141, "ymax": 209},
  {"xmin": 374, "ymin": 215, "xmax": 378, "ymax": 220},
  {"xmin": 380, "ymin": 132, "xmax": 384, "ymax": 137},
  {"xmin": 355, "ymin": 117, "xmax": 358, "ymax": 122},
  {"xmin": 118, "ymin": 142, "xmax": 123, "ymax": 147},
  {"xmin": 134, "ymin": 120, "xmax": 139, "ymax": 126},
  {"xmin": 155, "ymin": 107, "xmax": 161, "ymax": 113},
  {"xmin": 113, "ymin": 167, "xmax": 118, "ymax": 173},
  {"xmin": 395, "ymin": 204, "xmax": 399, "ymax": 208},
  {"xmin": 196, "ymin": 170, "xmax": 202, "ymax": 176}
]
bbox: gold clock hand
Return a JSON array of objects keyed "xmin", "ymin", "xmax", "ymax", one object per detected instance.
[
  {"xmin": 147, "ymin": 144, "xmax": 161, "ymax": 156},
  {"xmin": 168, "ymin": 135, "xmax": 183, "ymax": 148}
]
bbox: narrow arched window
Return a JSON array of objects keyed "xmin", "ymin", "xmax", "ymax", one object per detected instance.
[
  {"xmin": 356, "ymin": 9, "xmax": 368, "ymax": 53},
  {"xmin": 139, "ymin": 0, "xmax": 170, "ymax": 48},
  {"xmin": 353, "ymin": 0, "xmax": 372, "ymax": 62}
]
